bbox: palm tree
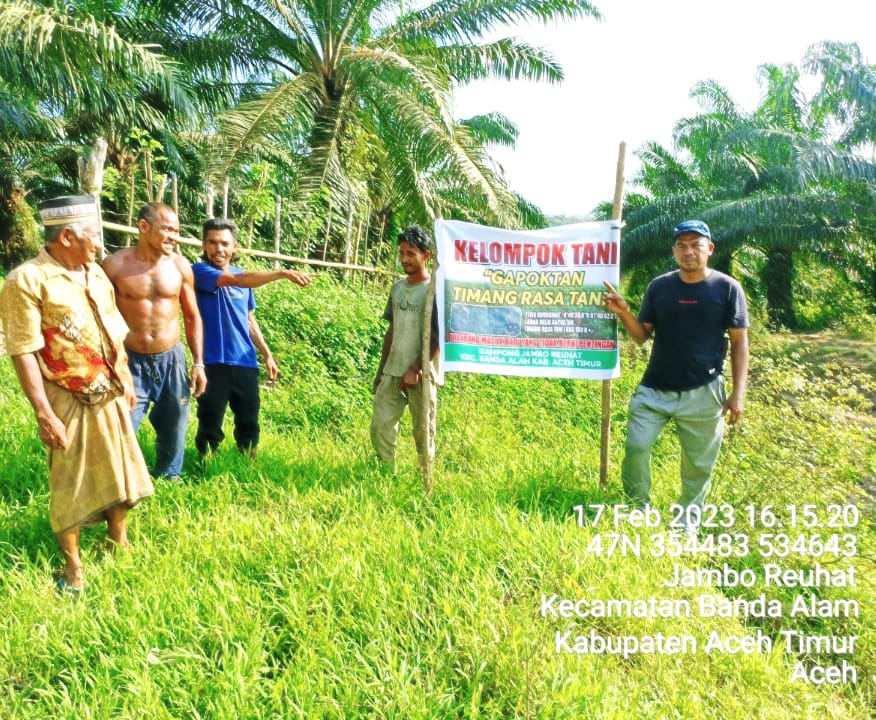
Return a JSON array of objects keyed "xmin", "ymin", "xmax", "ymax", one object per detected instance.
[
  {"xmin": 615, "ymin": 46, "xmax": 876, "ymax": 327},
  {"xmin": 807, "ymin": 41, "xmax": 876, "ymax": 149},
  {"xmin": 144, "ymin": 0, "xmax": 601, "ymax": 251},
  {"xmin": 0, "ymin": 0, "xmax": 194, "ymax": 258},
  {"xmin": 805, "ymin": 41, "xmax": 876, "ymax": 303}
]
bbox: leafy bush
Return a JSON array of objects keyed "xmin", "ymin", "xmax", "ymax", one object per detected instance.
[
  {"xmin": 254, "ymin": 272, "xmax": 385, "ymax": 381},
  {"xmin": 792, "ymin": 258, "xmax": 873, "ymax": 331},
  {"xmin": 0, "ymin": 200, "xmax": 42, "ymax": 271},
  {"xmin": 246, "ymin": 271, "xmax": 387, "ymax": 431}
]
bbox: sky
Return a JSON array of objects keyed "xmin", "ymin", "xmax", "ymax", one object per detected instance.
[{"xmin": 452, "ymin": 0, "xmax": 876, "ymax": 217}]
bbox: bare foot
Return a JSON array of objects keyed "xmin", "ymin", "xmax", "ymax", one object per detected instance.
[
  {"xmin": 108, "ymin": 536, "xmax": 130, "ymax": 551},
  {"xmin": 95, "ymin": 537, "xmax": 129, "ymax": 555}
]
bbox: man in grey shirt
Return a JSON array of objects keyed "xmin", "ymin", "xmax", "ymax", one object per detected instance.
[{"xmin": 371, "ymin": 227, "xmax": 441, "ymax": 471}]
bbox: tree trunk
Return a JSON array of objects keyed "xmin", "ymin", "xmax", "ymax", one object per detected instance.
[
  {"xmin": 205, "ymin": 184, "xmax": 215, "ymax": 220},
  {"xmin": 711, "ymin": 250, "xmax": 733, "ymax": 275},
  {"xmin": 0, "ymin": 187, "xmax": 41, "ymax": 271},
  {"xmin": 126, "ymin": 172, "xmax": 136, "ymax": 240},
  {"xmin": 761, "ymin": 246, "xmax": 797, "ymax": 329}
]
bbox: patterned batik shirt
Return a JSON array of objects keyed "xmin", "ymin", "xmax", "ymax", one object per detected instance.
[{"xmin": 0, "ymin": 249, "xmax": 131, "ymax": 396}]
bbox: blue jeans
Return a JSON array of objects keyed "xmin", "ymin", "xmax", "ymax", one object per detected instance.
[
  {"xmin": 128, "ymin": 343, "xmax": 191, "ymax": 477},
  {"xmin": 621, "ymin": 376, "xmax": 726, "ymax": 514}
]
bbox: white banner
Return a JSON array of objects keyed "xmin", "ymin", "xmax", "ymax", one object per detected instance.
[{"xmin": 435, "ymin": 219, "xmax": 621, "ymax": 380}]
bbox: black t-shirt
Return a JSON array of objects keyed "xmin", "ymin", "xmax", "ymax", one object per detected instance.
[{"xmin": 638, "ymin": 270, "xmax": 749, "ymax": 391}]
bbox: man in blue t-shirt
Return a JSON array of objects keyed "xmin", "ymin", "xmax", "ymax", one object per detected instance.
[
  {"xmin": 192, "ymin": 218, "xmax": 311, "ymax": 458},
  {"xmin": 603, "ymin": 220, "xmax": 749, "ymax": 531}
]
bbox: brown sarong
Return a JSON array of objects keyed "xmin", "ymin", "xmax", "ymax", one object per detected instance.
[{"xmin": 44, "ymin": 383, "xmax": 154, "ymax": 533}]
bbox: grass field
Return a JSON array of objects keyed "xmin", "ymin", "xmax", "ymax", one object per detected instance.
[{"xmin": 0, "ymin": 278, "xmax": 873, "ymax": 719}]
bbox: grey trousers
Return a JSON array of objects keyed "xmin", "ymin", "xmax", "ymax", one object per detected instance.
[
  {"xmin": 370, "ymin": 374, "xmax": 437, "ymax": 467},
  {"xmin": 621, "ymin": 376, "xmax": 726, "ymax": 513}
]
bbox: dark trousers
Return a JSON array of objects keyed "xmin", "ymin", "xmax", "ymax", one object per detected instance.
[{"xmin": 196, "ymin": 364, "xmax": 260, "ymax": 454}]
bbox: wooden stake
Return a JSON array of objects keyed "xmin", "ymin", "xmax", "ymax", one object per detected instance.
[
  {"xmin": 144, "ymin": 149, "xmax": 154, "ymax": 202},
  {"xmin": 343, "ymin": 195, "xmax": 354, "ymax": 281},
  {"xmin": 352, "ymin": 214, "xmax": 363, "ymax": 284},
  {"xmin": 322, "ymin": 200, "xmax": 332, "ymax": 261},
  {"xmin": 600, "ymin": 141, "xmax": 627, "ymax": 487},
  {"xmin": 126, "ymin": 173, "xmax": 135, "ymax": 242}
]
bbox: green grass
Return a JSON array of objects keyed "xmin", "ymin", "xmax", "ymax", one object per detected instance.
[{"xmin": 0, "ymin": 279, "xmax": 873, "ymax": 719}]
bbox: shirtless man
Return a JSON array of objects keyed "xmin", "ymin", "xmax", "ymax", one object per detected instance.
[{"xmin": 103, "ymin": 202, "xmax": 207, "ymax": 480}]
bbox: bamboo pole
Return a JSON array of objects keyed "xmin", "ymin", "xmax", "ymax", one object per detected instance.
[
  {"xmin": 600, "ymin": 141, "xmax": 627, "ymax": 487},
  {"xmin": 273, "ymin": 194, "xmax": 282, "ymax": 269},
  {"xmin": 172, "ymin": 175, "xmax": 179, "ymax": 214},
  {"xmin": 322, "ymin": 200, "xmax": 332, "ymax": 261},
  {"xmin": 100, "ymin": 220, "xmax": 385, "ymax": 273},
  {"xmin": 421, "ymin": 251, "xmax": 437, "ymax": 495},
  {"xmin": 222, "ymin": 177, "xmax": 229, "ymax": 217}
]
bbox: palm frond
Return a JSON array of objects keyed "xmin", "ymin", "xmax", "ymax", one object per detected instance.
[
  {"xmin": 806, "ymin": 41, "xmax": 876, "ymax": 147},
  {"xmin": 435, "ymin": 39, "xmax": 563, "ymax": 84},
  {"xmin": 390, "ymin": 0, "xmax": 601, "ymax": 45},
  {"xmin": 459, "ymin": 112, "xmax": 519, "ymax": 148},
  {"xmin": 211, "ymin": 75, "xmax": 323, "ymax": 180},
  {"xmin": 0, "ymin": 1, "xmax": 195, "ymax": 133},
  {"xmin": 688, "ymin": 79, "xmax": 742, "ymax": 119}
]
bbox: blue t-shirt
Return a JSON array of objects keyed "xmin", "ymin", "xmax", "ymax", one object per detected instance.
[
  {"xmin": 638, "ymin": 270, "xmax": 749, "ymax": 391},
  {"xmin": 192, "ymin": 263, "xmax": 258, "ymax": 368}
]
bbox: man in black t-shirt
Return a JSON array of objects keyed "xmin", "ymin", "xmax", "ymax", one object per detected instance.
[{"xmin": 603, "ymin": 220, "xmax": 749, "ymax": 532}]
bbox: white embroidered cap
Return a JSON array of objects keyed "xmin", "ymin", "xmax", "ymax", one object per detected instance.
[{"xmin": 38, "ymin": 195, "xmax": 99, "ymax": 227}]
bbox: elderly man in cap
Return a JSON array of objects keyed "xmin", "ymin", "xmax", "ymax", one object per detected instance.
[
  {"xmin": 603, "ymin": 220, "xmax": 749, "ymax": 533},
  {"xmin": 0, "ymin": 195, "xmax": 153, "ymax": 593}
]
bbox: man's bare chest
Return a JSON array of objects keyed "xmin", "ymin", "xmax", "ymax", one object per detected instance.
[{"xmin": 118, "ymin": 264, "xmax": 181, "ymax": 301}]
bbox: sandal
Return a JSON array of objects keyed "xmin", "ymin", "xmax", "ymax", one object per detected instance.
[{"xmin": 53, "ymin": 571, "xmax": 83, "ymax": 596}]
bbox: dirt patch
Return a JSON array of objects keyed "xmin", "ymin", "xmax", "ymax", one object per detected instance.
[{"xmin": 786, "ymin": 332, "xmax": 876, "ymax": 377}]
